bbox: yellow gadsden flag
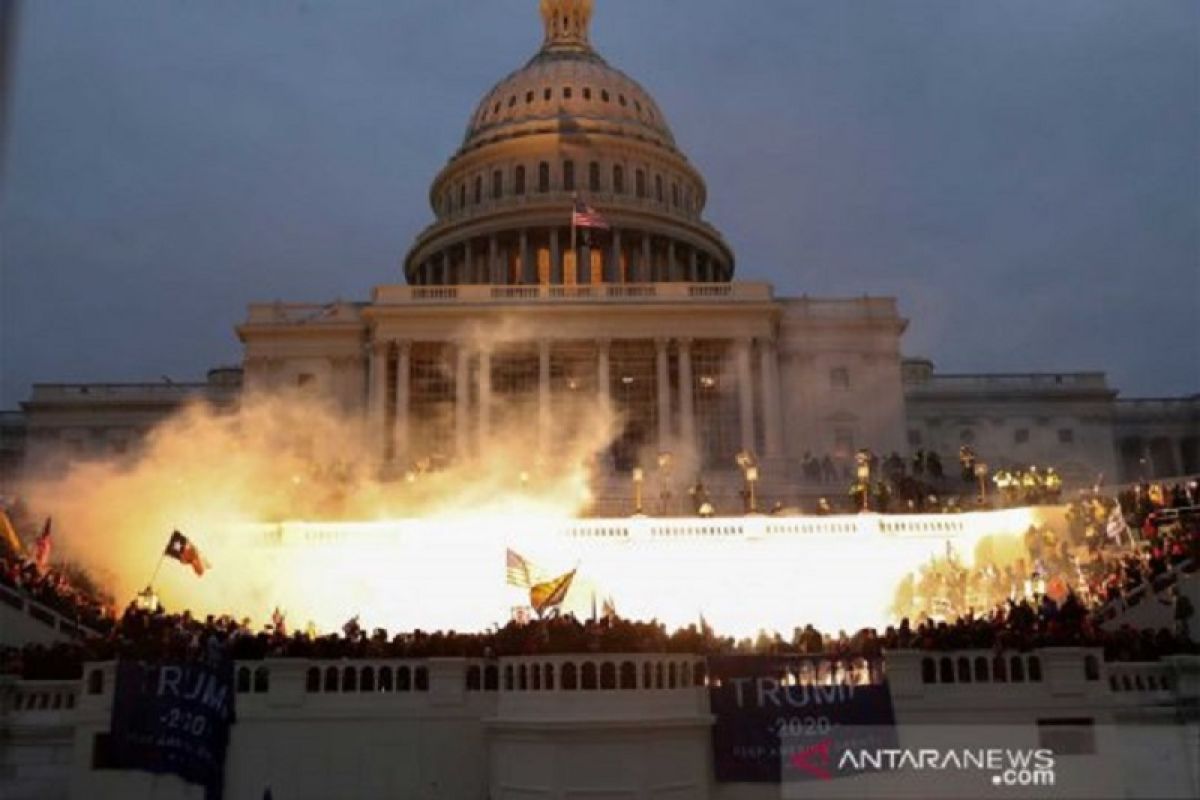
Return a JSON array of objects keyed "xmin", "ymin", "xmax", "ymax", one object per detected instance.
[{"xmin": 530, "ymin": 568, "xmax": 576, "ymax": 617}]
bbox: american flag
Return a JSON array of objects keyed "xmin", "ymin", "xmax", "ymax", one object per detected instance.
[{"xmin": 572, "ymin": 197, "xmax": 610, "ymax": 230}]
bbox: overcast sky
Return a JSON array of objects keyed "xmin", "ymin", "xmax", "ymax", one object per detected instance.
[{"xmin": 1, "ymin": 0, "xmax": 1197, "ymax": 408}]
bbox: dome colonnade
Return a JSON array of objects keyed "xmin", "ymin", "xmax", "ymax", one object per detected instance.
[{"xmin": 402, "ymin": 0, "xmax": 734, "ymax": 288}]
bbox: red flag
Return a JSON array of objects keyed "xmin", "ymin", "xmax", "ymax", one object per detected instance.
[
  {"xmin": 164, "ymin": 530, "xmax": 206, "ymax": 577},
  {"xmin": 33, "ymin": 517, "xmax": 52, "ymax": 572}
]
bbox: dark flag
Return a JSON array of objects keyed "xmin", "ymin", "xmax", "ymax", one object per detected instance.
[{"xmin": 164, "ymin": 530, "xmax": 207, "ymax": 577}]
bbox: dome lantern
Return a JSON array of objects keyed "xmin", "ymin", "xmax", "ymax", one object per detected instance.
[{"xmin": 539, "ymin": 0, "xmax": 593, "ymax": 52}]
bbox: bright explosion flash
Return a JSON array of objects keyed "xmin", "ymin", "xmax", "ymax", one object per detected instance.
[{"xmin": 14, "ymin": 389, "xmax": 1060, "ymax": 638}]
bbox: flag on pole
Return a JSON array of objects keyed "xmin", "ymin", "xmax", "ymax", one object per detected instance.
[
  {"xmin": 1106, "ymin": 504, "xmax": 1132, "ymax": 547},
  {"xmin": 33, "ymin": 517, "xmax": 52, "ymax": 572},
  {"xmin": 164, "ymin": 530, "xmax": 207, "ymax": 577},
  {"xmin": 506, "ymin": 548, "xmax": 538, "ymax": 588},
  {"xmin": 530, "ymin": 568, "xmax": 576, "ymax": 616},
  {"xmin": 571, "ymin": 196, "xmax": 610, "ymax": 230},
  {"xmin": 0, "ymin": 509, "xmax": 22, "ymax": 557}
]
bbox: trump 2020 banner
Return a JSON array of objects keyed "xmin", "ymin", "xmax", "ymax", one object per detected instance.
[
  {"xmin": 109, "ymin": 659, "xmax": 237, "ymax": 800},
  {"xmin": 708, "ymin": 655, "xmax": 897, "ymax": 783}
]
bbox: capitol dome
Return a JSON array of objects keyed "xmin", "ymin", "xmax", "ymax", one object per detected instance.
[{"xmin": 403, "ymin": 0, "xmax": 734, "ymax": 288}]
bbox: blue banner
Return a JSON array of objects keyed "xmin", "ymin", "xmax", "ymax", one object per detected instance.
[
  {"xmin": 109, "ymin": 659, "xmax": 237, "ymax": 800},
  {"xmin": 708, "ymin": 655, "xmax": 897, "ymax": 783}
]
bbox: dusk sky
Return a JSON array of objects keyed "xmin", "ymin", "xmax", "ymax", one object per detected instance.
[{"xmin": 1, "ymin": 0, "xmax": 1196, "ymax": 408}]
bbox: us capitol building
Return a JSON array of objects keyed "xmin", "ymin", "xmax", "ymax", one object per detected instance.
[{"xmin": 3, "ymin": 0, "xmax": 1196, "ymax": 500}]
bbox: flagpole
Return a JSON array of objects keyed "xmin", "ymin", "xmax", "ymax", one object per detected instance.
[{"xmin": 145, "ymin": 552, "xmax": 167, "ymax": 590}]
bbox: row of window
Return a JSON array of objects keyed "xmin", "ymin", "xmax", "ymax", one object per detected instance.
[
  {"xmin": 469, "ymin": 659, "xmax": 707, "ymax": 692},
  {"xmin": 476, "ymin": 84, "xmax": 656, "ymax": 127},
  {"xmin": 921, "ymin": 654, "xmax": 1052, "ymax": 685},
  {"xmin": 305, "ymin": 665, "xmax": 430, "ymax": 694},
  {"xmin": 908, "ymin": 427, "xmax": 1077, "ymax": 447},
  {"xmin": 441, "ymin": 161, "xmax": 695, "ymax": 216}
]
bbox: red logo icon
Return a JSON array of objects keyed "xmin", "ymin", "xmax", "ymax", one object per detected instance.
[{"xmin": 790, "ymin": 739, "xmax": 834, "ymax": 781}]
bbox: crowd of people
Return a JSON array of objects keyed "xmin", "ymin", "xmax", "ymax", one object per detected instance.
[
  {"xmin": 2, "ymin": 476, "xmax": 1196, "ymax": 684},
  {"xmin": 0, "ymin": 554, "xmax": 115, "ymax": 635}
]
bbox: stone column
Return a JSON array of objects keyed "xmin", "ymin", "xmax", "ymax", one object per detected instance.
[
  {"xmin": 478, "ymin": 348, "xmax": 492, "ymax": 447},
  {"xmin": 689, "ymin": 247, "xmax": 699, "ymax": 283},
  {"xmin": 655, "ymin": 338, "xmax": 671, "ymax": 451},
  {"xmin": 393, "ymin": 340, "xmax": 411, "ymax": 466},
  {"xmin": 489, "ymin": 235, "xmax": 500, "ymax": 285},
  {"xmin": 369, "ymin": 340, "xmax": 390, "ymax": 459},
  {"xmin": 760, "ymin": 339, "xmax": 783, "ymax": 458},
  {"xmin": 641, "ymin": 234, "xmax": 652, "ymax": 283},
  {"xmin": 455, "ymin": 344, "xmax": 470, "ymax": 459},
  {"xmin": 579, "ymin": 241, "xmax": 591, "ymax": 284},
  {"xmin": 678, "ymin": 338, "xmax": 695, "ymax": 451},
  {"xmin": 520, "ymin": 229, "xmax": 533, "ymax": 284},
  {"xmin": 439, "ymin": 251, "xmax": 449, "ymax": 286},
  {"xmin": 608, "ymin": 228, "xmax": 621, "ymax": 283},
  {"xmin": 463, "ymin": 239, "xmax": 473, "ymax": 284},
  {"xmin": 667, "ymin": 239, "xmax": 677, "ymax": 281},
  {"xmin": 597, "ymin": 339, "xmax": 611, "ymax": 407},
  {"xmin": 550, "ymin": 228, "xmax": 562, "ymax": 285},
  {"xmin": 736, "ymin": 338, "xmax": 755, "ymax": 454},
  {"xmin": 538, "ymin": 340, "xmax": 551, "ymax": 453}
]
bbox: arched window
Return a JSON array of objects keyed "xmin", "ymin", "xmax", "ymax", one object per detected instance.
[
  {"xmin": 544, "ymin": 663, "xmax": 555, "ymax": 690},
  {"xmin": 694, "ymin": 662, "xmax": 706, "ymax": 686},
  {"xmin": 562, "ymin": 662, "xmax": 578, "ymax": 690},
  {"xmin": 466, "ymin": 666, "xmax": 481, "ymax": 691},
  {"xmin": 582, "ymin": 87, "xmax": 591, "ymax": 100},
  {"xmin": 518, "ymin": 664, "xmax": 528, "ymax": 691},
  {"xmin": 473, "ymin": 176, "xmax": 482, "ymax": 205},
  {"xmin": 1027, "ymin": 656, "xmax": 1042, "ymax": 683},
  {"xmin": 672, "ymin": 182, "xmax": 680, "ymax": 207},
  {"xmin": 956, "ymin": 657, "xmax": 971, "ymax": 684},
  {"xmin": 600, "ymin": 662, "xmax": 616, "ymax": 690},
  {"xmin": 504, "ymin": 665, "xmax": 514, "ymax": 691},
  {"xmin": 254, "ymin": 667, "xmax": 269, "ymax": 694},
  {"xmin": 305, "ymin": 667, "xmax": 320, "ymax": 693},
  {"xmin": 642, "ymin": 662, "xmax": 652, "ymax": 689},
  {"xmin": 492, "ymin": 169, "xmax": 502, "ymax": 200},
  {"xmin": 563, "ymin": 160, "xmax": 575, "ymax": 192},
  {"xmin": 1010, "ymin": 656, "xmax": 1025, "ymax": 683},
  {"xmin": 415, "ymin": 667, "xmax": 428, "ymax": 691},
  {"xmin": 589, "ymin": 161, "xmax": 601, "ymax": 192},
  {"xmin": 581, "ymin": 662, "xmax": 598, "ymax": 690},
  {"xmin": 543, "ymin": 87, "xmax": 552, "ymax": 101},
  {"xmin": 397, "ymin": 666, "xmax": 412, "ymax": 691},
  {"xmin": 531, "ymin": 664, "xmax": 542, "ymax": 690},
  {"xmin": 324, "ymin": 666, "xmax": 339, "ymax": 692},
  {"xmin": 668, "ymin": 662, "xmax": 678, "ymax": 689},
  {"xmin": 655, "ymin": 174, "xmax": 663, "ymax": 202},
  {"xmin": 379, "ymin": 667, "xmax": 394, "ymax": 692},
  {"xmin": 681, "ymin": 662, "xmax": 691, "ymax": 687},
  {"xmin": 484, "ymin": 665, "xmax": 499, "ymax": 691},
  {"xmin": 342, "ymin": 666, "xmax": 357, "ymax": 692},
  {"xmin": 635, "ymin": 169, "xmax": 646, "ymax": 198},
  {"xmin": 939, "ymin": 657, "xmax": 954, "ymax": 684},
  {"xmin": 458, "ymin": 183, "xmax": 466, "ymax": 209},
  {"xmin": 538, "ymin": 162, "xmax": 550, "ymax": 193},
  {"xmin": 993, "ymin": 655, "xmax": 1008, "ymax": 682},
  {"xmin": 655, "ymin": 662, "xmax": 665, "ymax": 689},
  {"xmin": 921, "ymin": 658, "xmax": 936, "ymax": 684},
  {"xmin": 236, "ymin": 667, "xmax": 251, "ymax": 694},
  {"xmin": 613, "ymin": 165, "xmax": 625, "ymax": 194},
  {"xmin": 360, "ymin": 667, "xmax": 375, "ymax": 693},
  {"xmin": 1084, "ymin": 655, "xmax": 1100, "ymax": 682},
  {"xmin": 974, "ymin": 656, "xmax": 990, "ymax": 682},
  {"xmin": 620, "ymin": 661, "xmax": 637, "ymax": 689}
]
